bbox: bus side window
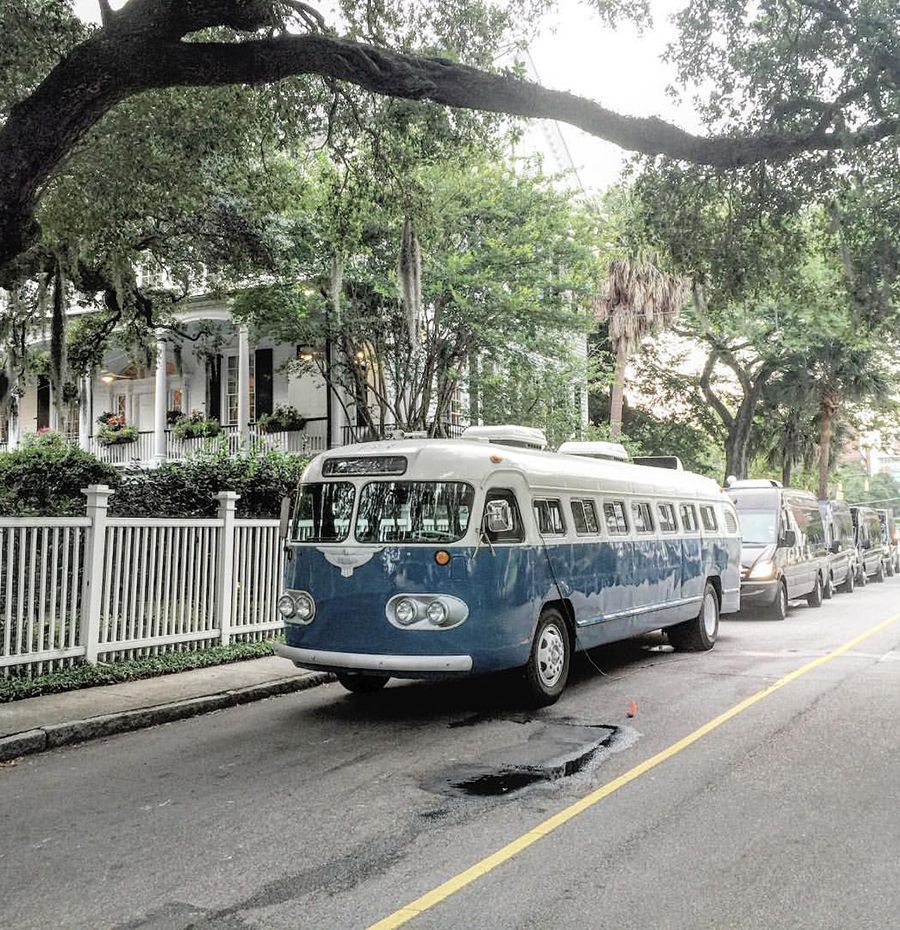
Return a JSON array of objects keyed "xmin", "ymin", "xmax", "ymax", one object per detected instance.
[
  {"xmin": 571, "ymin": 499, "xmax": 599, "ymax": 535},
  {"xmin": 534, "ymin": 499, "xmax": 566, "ymax": 535},
  {"xmin": 484, "ymin": 489, "xmax": 524, "ymax": 543},
  {"xmin": 679, "ymin": 503, "xmax": 698, "ymax": 533},
  {"xmin": 604, "ymin": 501, "xmax": 629, "ymax": 535},
  {"xmin": 657, "ymin": 502, "xmax": 678, "ymax": 532},
  {"xmin": 700, "ymin": 505, "xmax": 718, "ymax": 532},
  {"xmin": 631, "ymin": 501, "xmax": 655, "ymax": 534},
  {"xmin": 724, "ymin": 508, "xmax": 739, "ymax": 534}
]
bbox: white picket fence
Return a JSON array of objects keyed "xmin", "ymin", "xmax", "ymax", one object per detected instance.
[{"xmin": 0, "ymin": 486, "xmax": 285, "ymax": 677}]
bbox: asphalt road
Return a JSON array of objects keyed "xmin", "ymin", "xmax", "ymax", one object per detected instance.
[{"xmin": 2, "ymin": 581, "xmax": 899, "ymax": 930}]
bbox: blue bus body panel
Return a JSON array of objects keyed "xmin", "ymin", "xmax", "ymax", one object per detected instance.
[{"xmin": 283, "ymin": 536, "xmax": 741, "ymax": 675}]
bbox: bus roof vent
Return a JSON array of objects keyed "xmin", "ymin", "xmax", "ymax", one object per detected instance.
[
  {"xmin": 461, "ymin": 424, "xmax": 548, "ymax": 450},
  {"xmin": 633, "ymin": 455, "xmax": 684, "ymax": 470},
  {"xmin": 557, "ymin": 440, "xmax": 629, "ymax": 462},
  {"xmin": 726, "ymin": 478, "xmax": 783, "ymax": 488}
]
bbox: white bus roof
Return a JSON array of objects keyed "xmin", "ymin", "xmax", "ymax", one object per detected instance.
[
  {"xmin": 558, "ymin": 440, "xmax": 629, "ymax": 462},
  {"xmin": 305, "ymin": 439, "xmax": 726, "ymax": 501}
]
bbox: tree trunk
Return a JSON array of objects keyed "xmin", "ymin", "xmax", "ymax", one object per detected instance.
[
  {"xmin": 609, "ymin": 342, "xmax": 628, "ymax": 439},
  {"xmin": 817, "ymin": 398, "xmax": 836, "ymax": 500},
  {"xmin": 782, "ymin": 458, "xmax": 793, "ymax": 488}
]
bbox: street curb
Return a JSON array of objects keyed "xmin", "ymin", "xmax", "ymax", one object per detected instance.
[{"xmin": 0, "ymin": 671, "xmax": 334, "ymax": 763}]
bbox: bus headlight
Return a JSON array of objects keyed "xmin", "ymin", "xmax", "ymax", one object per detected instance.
[
  {"xmin": 279, "ymin": 590, "xmax": 315, "ymax": 624},
  {"xmin": 386, "ymin": 594, "xmax": 468, "ymax": 630},
  {"xmin": 295, "ymin": 593, "xmax": 315, "ymax": 622},
  {"xmin": 749, "ymin": 560, "xmax": 776, "ymax": 581},
  {"xmin": 394, "ymin": 598, "xmax": 418, "ymax": 626},
  {"xmin": 426, "ymin": 600, "xmax": 450, "ymax": 626}
]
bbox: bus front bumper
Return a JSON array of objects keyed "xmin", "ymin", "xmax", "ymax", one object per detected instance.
[{"xmin": 274, "ymin": 643, "xmax": 474, "ymax": 675}]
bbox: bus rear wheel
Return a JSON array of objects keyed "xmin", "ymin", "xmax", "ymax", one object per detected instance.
[
  {"xmin": 523, "ymin": 608, "xmax": 571, "ymax": 707},
  {"xmin": 336, "ymin": 673, "xmax": 390, "ymax": 694},
  {"xmin": 668, "ymin": 582, "xmax": 718, "ymax": 651}
]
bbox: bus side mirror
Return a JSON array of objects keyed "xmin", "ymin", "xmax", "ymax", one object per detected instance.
[
  {"xmin": 279, "ymin": 495, "xmax": 292, "ymax": 542},
  {"xmin": 781, "ymin": 529, "xmax": 797, "ymax": 548},
  {"xmin": 484, "ymin": 500, "xmax": 513, "ymax": 535},
  {"xmin": 831, "ymin": 540, "xmax": 841, "ymax": 555}
]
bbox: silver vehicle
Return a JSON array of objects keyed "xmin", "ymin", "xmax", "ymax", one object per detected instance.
[
  {"xmin": 851, "ymin": 506, "xmax": 888, "ymax": 584},
  {"xmin": 726, "ymin": 480, "xmax": 829, "ymax": 620},
  {"xmin": 818, "ymin": 499, "xmax": 858, "ymax": 595},
  {"xmin": 877, "ymin": 509, "xmax": 900, "ymax": 576}
]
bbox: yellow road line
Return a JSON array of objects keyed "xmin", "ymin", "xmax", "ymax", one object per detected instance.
[{"xmin": 369, "ymin": 611, "xmax": 900, "ymax": 929}]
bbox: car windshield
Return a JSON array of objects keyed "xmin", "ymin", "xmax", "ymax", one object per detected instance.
[
  {"xmin": 355, "ymin": 481, "xmax": 475, "ymax": 543},
  {"xmin": 292, "ymin": 482, "xmax": 355, "ymax": 543},
  {"xmin": 738, "ymin": 510, "xmax": 778, "ymax": 546}
]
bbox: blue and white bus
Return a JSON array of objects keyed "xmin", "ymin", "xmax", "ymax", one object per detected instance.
[{"xmin": 274, "ymin": 435, "xmax": 741, "ymax": 704}]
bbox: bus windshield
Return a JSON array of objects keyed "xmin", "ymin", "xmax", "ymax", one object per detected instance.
[
  {"xmin": 738, "ymin": 510, "xmax": 778, "ymax": 546},
  {"xmin": 293, "ymin": 482, "xmax": 355, "ymax": 542},
  {"xmin": 355, "ymin": 481, "xmax": 475, "ymax": 543}
]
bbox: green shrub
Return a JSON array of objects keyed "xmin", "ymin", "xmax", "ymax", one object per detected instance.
[
  {"xmin": 111, "ymin": 443, "xmax": 308, "ymax": 518},
  {"xmin": 257, "ymin": 404, "xmax": 306, "ymax": 433},
  {"xmin": 0, "ymin": 433, "xmax": 118, "ymax": 516},
  {"xmin": 172, "ymin": 412, "xmax": 222, "ymax": 440}
]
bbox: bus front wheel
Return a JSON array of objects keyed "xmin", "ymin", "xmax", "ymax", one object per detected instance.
[
  {"xmin": 523, "ymin": 608, "xmax": 571, "ymax": 707},
  {"xmin": 336, "ymin": 673, "xmax": 390, "ymax": 694},
  {"xmin": 668, "ymin": 582, "xmax": 719, "ymax": 651}
]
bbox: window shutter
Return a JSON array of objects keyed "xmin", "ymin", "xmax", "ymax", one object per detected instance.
[{"xmin": 255, "ymin": 348, "xmax": 273, "ymax": 418}]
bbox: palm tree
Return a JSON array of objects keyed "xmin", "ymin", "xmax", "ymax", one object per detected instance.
[
  {"xmin": 596, "ymin": 257, "xmax": 687, "ymax": 438},
  {"xmin": 806, "ymin": 343, "xmax": 891, "ymax": 499}
]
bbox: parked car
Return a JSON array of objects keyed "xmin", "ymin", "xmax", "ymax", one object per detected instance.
[
  {"xmin": 877, "ymin": 509, "xmax": 900, "ymax": 576},
  {"xmin": 818, "ymin": 499, "xmax": 858, "ymax": 594},
  {"xmin": 726, "ymin": 479, "xmax": 829, "ymax": 620},
  {"xmin": 850, "ymin": 506, "xmax": 888, "ymax": 584}
]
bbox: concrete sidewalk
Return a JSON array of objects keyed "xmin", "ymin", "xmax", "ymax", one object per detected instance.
[{"xmin": 0, "ymin": 656, "xmax": 331, "ymax": 762}]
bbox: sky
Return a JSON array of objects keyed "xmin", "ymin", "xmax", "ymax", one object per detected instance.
[{"xmin": 72, "ymin": 0, "xmax": 699, "ymax": 193}]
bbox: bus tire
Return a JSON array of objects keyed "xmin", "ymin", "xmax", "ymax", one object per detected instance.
[
  {"xmin": 668, "ymin": 582, "xmax": 718, "ymax": 651},
  {"xmin": 766, "ymin": 580, "xmax": 789, "ymax": 621},
  {"xmin": 806, "ymin": 573, "xmax": 824, "ymax": 607},
  {"xmin": 336, "ymin": 673, "xmax": 390, "ymax": 694},
  {"xmin": 874, "ymin": 560, "xmax": 885, "ymax": 583},
  {"xmin": 823, "ymin": 573, "xmax": 834, "ymax": 600},
  {"xmin": 522, "ymin": 608, "xmax": 570, "ymax": 706}
]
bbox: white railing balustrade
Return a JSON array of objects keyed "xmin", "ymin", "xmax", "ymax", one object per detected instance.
[{"xmin": 1, "ymin": 486, "xmax": 287, "ymax": 678}]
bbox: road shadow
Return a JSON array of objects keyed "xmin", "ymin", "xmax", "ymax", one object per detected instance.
[{"xmin": 301, "ymin": 632, "xmax": 680, "ymax": 727}]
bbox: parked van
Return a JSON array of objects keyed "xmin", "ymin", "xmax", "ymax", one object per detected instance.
[
  {"xmin": 877, "ymin": 509, "xmax": 900, "ymax": 576},
  {"xmin": 818, "ymin": 499, "xmax": 858, "ymax": 594},
  {"xmin": 725, "ymin": 479, "xmax": 828, "ymax": 620},
  {"xmin": 851, "ymin": 506, "xmax": 888, "ymax": 584}
]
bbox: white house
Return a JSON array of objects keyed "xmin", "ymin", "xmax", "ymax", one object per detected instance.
[{"xmin": 1, "ymin": 288, "xmax": 590, "ymax": 464}]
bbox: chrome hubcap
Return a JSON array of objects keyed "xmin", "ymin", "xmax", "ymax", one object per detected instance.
[
  {"xmin": 702, "ymin": 592, "xmax": 718, "ymax": 637},
  {"xmin": 537, "ymin": 623, "xmax": 566, "ymax": 687}
]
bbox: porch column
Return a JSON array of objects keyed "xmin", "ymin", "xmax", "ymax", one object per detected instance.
[
  {"xmin": 237, "ymin": 324, "xmax": 250, "ymax": 445},
  {"xmin": 8, "ymin": 397, "xmax": 20, "ymax": 450},
  {"xmin": 153, "ymin": 332, "xmax": 168, "ymax": 466},
  {"xmin": 78, "ymin": 374, "xmax": 92, "ymax": 452}
]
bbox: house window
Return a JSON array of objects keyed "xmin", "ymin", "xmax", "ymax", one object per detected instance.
[
  {"xmin": 226, "ymin": 354, "xmax": 255, "ymax": 425},
  {"xmin": 115, "ymin": 394, "xmax": 127, "ymax": 420},
  {"xmin": 168, "ymin": 389, "xmax": 183, "ymax": 414}
]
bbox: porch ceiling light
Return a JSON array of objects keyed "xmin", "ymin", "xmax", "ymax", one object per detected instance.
[{"xmin": 100, "ymin": 373, "xmax": 116, "ymax": 384}]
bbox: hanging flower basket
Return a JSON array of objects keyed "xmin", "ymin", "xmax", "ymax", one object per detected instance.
[
  {"xmin": 257, "ymin": 405, "xmax": 306, "ymax": 434},
  {"xmin": 172, "ymin": 412, "xmax": 222, "ymax": 441}
]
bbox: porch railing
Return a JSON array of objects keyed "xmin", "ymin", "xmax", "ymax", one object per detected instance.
[{"xmin": 341, "ymin": 420, "xmax": 467, "ymax": 445}]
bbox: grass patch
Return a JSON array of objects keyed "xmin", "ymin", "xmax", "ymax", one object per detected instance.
[{"xmin": 0, "ymin": 639, "xmax": 281, "ymax": 703}]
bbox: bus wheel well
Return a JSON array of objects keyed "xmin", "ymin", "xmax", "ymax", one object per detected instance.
[
  {"xmin": 540, "ymin": 598, "xmax": 576, "ymax": 643},
  {"xmin": 706, "ymin": 576, "xmax": 722, "ymax": 606}
]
